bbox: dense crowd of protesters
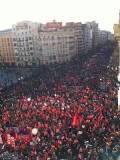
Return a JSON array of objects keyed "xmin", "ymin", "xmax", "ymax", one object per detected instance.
[{"xmin": 0, "ymin": 44, "xmax": 120, "ymax": 160}]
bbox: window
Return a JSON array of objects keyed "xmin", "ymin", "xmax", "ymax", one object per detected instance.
[
  {"xmin": 51, "ymin": 36, "xmax": 54, "ymax": 40},
  {"xmin": 13, "ymin": 38, "xmax": 16, "ymax": 41},
  {"xmin": 57, "ymin": 37, "xmax": 61, "ymax": 40},
  {"xmin": 39, "ymin": 48, "xmax": 42, "ymax": 52},
  {"xmin": 52, "ymin": 55, "xmax": 56, "ymax": 60},
  {"xmin": 52, "ymin": 42, "xmax": 55, "ymax": 46}
]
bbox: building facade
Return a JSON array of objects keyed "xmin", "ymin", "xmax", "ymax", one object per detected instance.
[
  {"xmin": 45, "ymin": 20, "xmax": 63, "ymax": 29},
  {"xmin": 99, "ymin": 30, "xmax": 109, "ymax": 44},
  {"xmin": 0, "ymin": 29, "xmax": 15, "ymax": 65},
  {"xmin": 12, "ymin": 21, "xmax": 39, "ymax": 66},
  {"xmin": 0, "ymin": 20, "xmax": 113, "ymax": 66},
  {"xmin": 86, "ymin": 21, "xmax": 99, "ymax": 48},
  {"xmin": 65, "ymin": 22, "xmax": 85, "ymax": 55},
  {"xmin": 98, "ymin": 30, "xmax": 114, "ymax": 44},
  {"xmin": 82, "ymin": 23, "xmax": 92, "ymax": 52},
  {"xmin": 38, "ymin": 27, "xmax": 76, "ymax": 64}
]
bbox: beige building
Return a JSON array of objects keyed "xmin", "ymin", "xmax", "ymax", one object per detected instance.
[
  {"xmin": 65, "ymin": 22, "xmax": 85, "ymax": 55},
  {"xmin": 38, "ymin": 27, "xmax": 76, "ymax": 64},
  {"xmin": 37, "ymin": 21, "xmax": 85, "ymax": 64},
  {"xmin": 0, "ymin": 29, "xmax": 15, "ymax": 65}
]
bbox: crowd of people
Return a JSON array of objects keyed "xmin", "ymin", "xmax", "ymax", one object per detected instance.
[
  {"xmin": 0, "ymin": 68, "xmax": 39, "ymax": 89},
  {"xmin": 0, "ymin": 44, "xmax": 120, "ymax": 160}
]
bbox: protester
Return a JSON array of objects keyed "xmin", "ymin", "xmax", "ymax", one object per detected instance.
[{"xmin": 0, "ymin": 44, "xmax": 119, "ymax": 160}]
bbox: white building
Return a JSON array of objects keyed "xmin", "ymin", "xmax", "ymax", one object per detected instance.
[
  {"xmin": 12, "ymin": 21, "xmax": 39, "ymax": 66},
  {"xmin": 12, "ymin": 21, "xmax": 85, "ymax": 65},
  {"xmin": 107, "ymin": 32, "xmax": 114, "ymax": 41},
  {"xmin": 86, "ymin": 21, "xmax": 99, "ymax": 48},
  {"xmin": 38, "ymin": 27, "xmax": 76, "ymax": 64},
  {"xmin": 11, "ymin": 20, "xmax": 113, "ymax": 66}
]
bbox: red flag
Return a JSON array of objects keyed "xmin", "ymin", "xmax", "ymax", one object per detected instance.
[
  {"xmin": 95, "ymin": 114, "xmax": 103, "ymax": 128},
  {"xmin": 6, "ymin": 134, "xmax": 11, "ymax": 145},
  {"xmin": 71, "ymin": 114, "xmax": 80, "ymax": 127},
  {"xmin": 87, "ymin": 115, "xmax": 94, "ymax": 120},
  {"xmin": 15, "ymin": 132, "xmax": 19, "ymax": 141}
]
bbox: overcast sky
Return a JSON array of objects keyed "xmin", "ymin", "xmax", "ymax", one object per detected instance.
[{"xmin": 0, "ymin": 0, "xmax": 120, "ymax": 32}]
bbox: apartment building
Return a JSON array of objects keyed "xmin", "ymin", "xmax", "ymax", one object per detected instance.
[
  {"xmin": 0, "ymin": 29, "xmax": 15, "ymax": 65},
  {"xmin": 82, "ymin": 23, "xmax": 92, "ymax": 52},
  {"xmin": 0, "ymin": 20, "xmax": 113, "ymax": 66},
  {"xmin": 98, "ymin": 30, "xmax": 114, "ymax": 44},
  {"xmin": 86, "ymin": 21, "xmax": 99, "ymax": 48},
  {"xmin": 12, "ymin": 21, "xmax": 39, "ymax": 66},
  {"xmin": 38, "ymin": 26, "xmax": 76, "ymax": 64},
  {"xmin": 65, "ymin": 22, "xmax": 85, "ymax": 55}
]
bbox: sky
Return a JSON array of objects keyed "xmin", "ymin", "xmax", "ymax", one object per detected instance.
[{"xmin": 0, "ymin": 0, "xmax": 120, "ymax": 32}]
